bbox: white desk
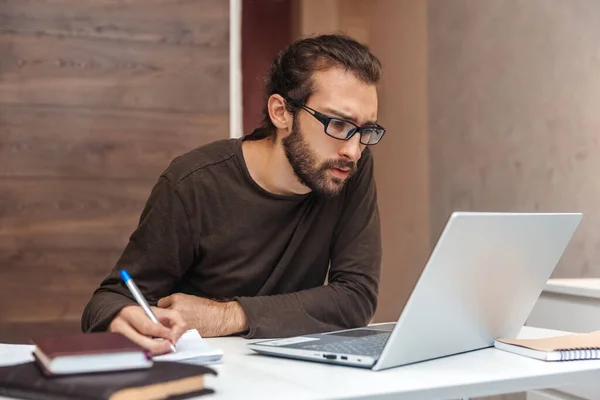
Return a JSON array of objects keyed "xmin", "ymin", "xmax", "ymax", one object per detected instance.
[
  {"xmin": 526, "ymin": 278, "xmax": 600, "ymax": 400},
  {"xmin": 1, "ymin": 326, "xmax": 599, "ymax": 400},
  {"xmin": 201, "ymin": 326, "xmax": 600, "ymax": 400}
]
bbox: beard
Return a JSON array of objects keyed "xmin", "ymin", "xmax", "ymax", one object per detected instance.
[{"xmin": 282, "ymin": 119, "xmax": 357, "ymax": 198}]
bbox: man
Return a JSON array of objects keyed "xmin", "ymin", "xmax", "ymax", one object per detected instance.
[{"xmin": 81, "ymin": 33, "xmax": 385, "ymax": 355}]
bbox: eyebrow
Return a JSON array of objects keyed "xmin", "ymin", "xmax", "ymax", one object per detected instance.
[{"xmin": 322, "ymin": 107, "xmax": 378, "ymax": 126}]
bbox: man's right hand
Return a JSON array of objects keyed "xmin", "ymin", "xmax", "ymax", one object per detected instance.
[{"xmin": 108, "ymin": 305, "xmax": 188, "ymax": 355}]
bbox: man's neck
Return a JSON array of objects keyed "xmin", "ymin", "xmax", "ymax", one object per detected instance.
[{"xmin": 241, "ymin": 136, "xmax": 310, "ymax": 196}]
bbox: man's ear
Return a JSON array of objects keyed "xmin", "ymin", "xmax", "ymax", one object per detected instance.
[{"xmin": 267, "ymin": 94, "xmax": 293, "ymax": 133}]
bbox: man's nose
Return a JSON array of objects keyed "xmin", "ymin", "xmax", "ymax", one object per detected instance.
[{"xmin": 339, "ymin": 134, "xmax": 363, "ymax": 163}]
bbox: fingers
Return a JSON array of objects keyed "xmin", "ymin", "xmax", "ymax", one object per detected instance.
[
  {"xmin": 152, "ymin": 307, "xmax": 188, "ymax": 343},
  {"xmin": 112, "ymin": 317, "xmax": 172, "ymax": 355},
  {"xmin": 120, "ymin": 306, "xmax": 173, "ymax": 340},
  {"xmin": 109, "ymin": 306, "xmax": 179, "ymax": 355},
  {"xmin": 157, "ymin": 296, "xmax": 172, "ymax": 309}
]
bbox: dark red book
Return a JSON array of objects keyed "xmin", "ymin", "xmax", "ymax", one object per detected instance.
[
  {"xmin": 32, "ymin": 332, "xmax": 152, "ymax": 376},
  {"xmin": 0, "ymin": 360, "xmax": 216, "ymax": 400}
]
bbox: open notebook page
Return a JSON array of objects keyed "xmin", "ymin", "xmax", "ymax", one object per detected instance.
[
  {"xmin": 153, "ymin": 329, "xmax": 223, "ymax": 365},
  {"xmin": 0, "ymin": 344, "xmax": 35, "ymax": 366}
]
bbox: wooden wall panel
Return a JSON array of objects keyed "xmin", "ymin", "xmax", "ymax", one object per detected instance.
[
  {"xmin": 0, "ymin": 34, "xmax": 229, "ymax": 112},
  {"xmin": 0, "ymin": 179, "xmax": 149, "ymax": 250},
  {"xmin": 0, "ymin": 0, "xmax": 229, "ymax": 46},
  {"xmin": 0, "ymin": 106, "xmax": 228, "ymax": 179},
  {"xmin": 0, "ymin": 0, "xmax": 230, "ymax": 330},
  {"xmin": 0, "ymin": 250, "xmax": 121, "ymax": 321}
]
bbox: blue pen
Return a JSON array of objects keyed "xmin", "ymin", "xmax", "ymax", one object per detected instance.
[{"xmin": 120, "ymin": 269, "xmax": 177, "ymax": 353}]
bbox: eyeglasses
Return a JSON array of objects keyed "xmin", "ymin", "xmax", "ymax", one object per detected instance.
[{"xmin": 284, "ymin": 97, "xmax": 386, "ymax": 145}]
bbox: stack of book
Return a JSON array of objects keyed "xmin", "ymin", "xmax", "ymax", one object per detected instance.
[{"xmin": 0, "ymin": 331, "xmax": 217, "ymax": 400}]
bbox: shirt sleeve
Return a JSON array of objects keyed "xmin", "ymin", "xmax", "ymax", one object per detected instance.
[
  {"xmin": 236, "ymin": 149, "xmax": 382, "ymax": 338},
  {"xmin": 81, "ymin": 176, "xmax": 196, "ymax": 332}
]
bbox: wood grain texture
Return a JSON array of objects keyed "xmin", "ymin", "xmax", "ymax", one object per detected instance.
[
  {"xmin": 0, "ymin": 0, "xmax": 229, "ymax": 329},
  {"xmin": 0, "ymin": 0, "xmax": 229, "ymax": 47},
  {"xmin": 0, "ymin": 106, "xmax": 229, "ymax": 179},
  {"xmin": 0, "ymin": 179, "xmax": 151, "ymax": 250},
  {"xmin": 0, "ymin": 320, "xmax": 82, "ymax": 344},
  {"xmin": 0, "ymin": 249, "xmax": 119, "ymax": 322},
  {"xmin": 0, "ymin": 33, "xmax": 229, "ymax": 112}
]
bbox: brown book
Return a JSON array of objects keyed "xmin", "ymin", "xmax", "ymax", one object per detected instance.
[
  {"xmin": 0, "ymin": 360, "xmax": 216, "ymax": 400},
  {"xmin": 32, "ymin": 332, "xmax": 152, "ymax": 376},
  {"xmin": 494, "ymin": 330, "xmax": 600, "ymax": 361}
]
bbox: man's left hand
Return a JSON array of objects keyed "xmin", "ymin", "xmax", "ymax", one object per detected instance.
[{"xmin": 157, "ymin": 294, "xmax": 248, "ymax": 337}]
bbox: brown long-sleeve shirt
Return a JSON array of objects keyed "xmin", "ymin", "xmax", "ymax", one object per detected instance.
[{"xmin": 81, "ymin": 137, "xmax": 382, "ymax": 338}]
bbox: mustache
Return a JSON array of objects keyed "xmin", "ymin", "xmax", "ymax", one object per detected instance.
[{"xmin": 321, "ymin": 159, "xmax": 357, "ymax": 172}]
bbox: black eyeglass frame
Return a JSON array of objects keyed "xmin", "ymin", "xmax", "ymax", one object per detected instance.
[{"xmin": 284, "ymin": 96, "xmax": 386, "ymax": 146}]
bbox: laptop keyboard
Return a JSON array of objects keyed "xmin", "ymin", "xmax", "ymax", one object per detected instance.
[{"xmin": 301, "ymin": 333, "xmax": 390, "ymax": 358}]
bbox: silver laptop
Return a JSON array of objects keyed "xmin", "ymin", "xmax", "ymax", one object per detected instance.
[{"xmin": 247, "ymin": 212, "xmax": 582, "ymax": 371}]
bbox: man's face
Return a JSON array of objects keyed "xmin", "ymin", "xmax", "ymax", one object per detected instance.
[{"xmin": 282, "ymin": 67, "xmax": 378, "ymax": 198}]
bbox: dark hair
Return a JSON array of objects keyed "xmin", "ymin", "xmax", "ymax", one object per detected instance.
[{"xmin": 251, "ymin": 33, "xmax": 382, "ymax": 139}]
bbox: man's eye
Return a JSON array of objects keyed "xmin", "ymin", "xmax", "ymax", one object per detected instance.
[{"xmin": 330, "ymin": 119, "xmax": 352, "ymax": 133}]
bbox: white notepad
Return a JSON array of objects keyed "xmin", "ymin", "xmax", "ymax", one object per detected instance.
[
  {"xmin": 153, "ymin": 329, "xmax": 223, "ymax": 365},
  {"xmin": 0, "ymin": 343, "xmax": 34, "ymax": 366},
  {"xmin": 0, "ymin": 329, "xmax": 223, "ymax": 367}
]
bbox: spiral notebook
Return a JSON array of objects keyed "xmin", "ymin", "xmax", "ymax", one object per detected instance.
[{"xmin": 494, "ymin": 330, "xmax": 600, "ymax": 361}]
